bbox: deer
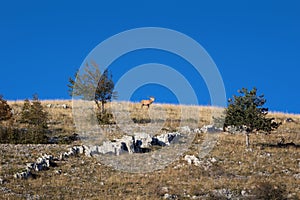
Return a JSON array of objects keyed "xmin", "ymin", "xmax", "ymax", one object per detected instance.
[{"xmin": 141, "ymin": 97, "xmax": 155, "ymax": 108}]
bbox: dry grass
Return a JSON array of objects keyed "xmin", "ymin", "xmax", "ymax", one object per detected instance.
[{"xmin": 0, "ymin": 100, "xmax": 299, "ymax": 199}]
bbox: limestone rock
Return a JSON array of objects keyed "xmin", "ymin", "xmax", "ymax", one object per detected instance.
[
  {"xmin": 200, "ymin": 125, "xmax": 222, "ymax": 133},
  {"xmin": 184, "ymin": 155, "xmax": 201, "ymax": 166}
]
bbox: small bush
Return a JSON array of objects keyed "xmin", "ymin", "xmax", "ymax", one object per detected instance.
[
  {"xmin": 0, "ymin": 95, "xmax": 12, "ymax": 122},
  {"xmin": 96, "ymin": 110, "xmax": 115, "ymax": 125}
]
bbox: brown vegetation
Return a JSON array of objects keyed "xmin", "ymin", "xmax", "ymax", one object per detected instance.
[{"xmin": 0, "ymin": 100, "xmax": 299, "ymax": 199}]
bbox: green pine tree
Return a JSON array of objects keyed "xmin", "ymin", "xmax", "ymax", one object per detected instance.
[
  {"xmin": 20, "ymin": 94, "xmax": 48, "ymax": 143},
  {"xmin": 224, "ymin": 87, "xmax": 281, "ymax": 147}
]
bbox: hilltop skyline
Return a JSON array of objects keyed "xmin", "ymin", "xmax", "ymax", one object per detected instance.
[{"xmin": 0, "ymin": 1, "xmax": 300, "ymax": 113}]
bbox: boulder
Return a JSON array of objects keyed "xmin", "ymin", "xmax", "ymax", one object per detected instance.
[
  {"xmin": 184, "ymin": 155, "xmax": 201, "ymax": 166},
  {"xmin": 46, "ymin": 104, "xmax": 53, "ymax": 108},
  {"xmin": 14, "ymin": 169, "xmax": 31, "ymax": 179},
  {"xmin": 33, "ymin": 154, "xmax": 53, "ymax": 171},
  {"xmin": 200, "ymin": 125, "xmax": 222, "ymax": 133},
  {"xmin": 152, "ymin": 132, "xmax": 181, "ymax": 146},
  {"xmin": 133, "ymin": 132, "xmax": 152, "ymax": 148}
]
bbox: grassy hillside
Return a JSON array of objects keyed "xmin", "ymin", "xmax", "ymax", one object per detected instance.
[{"xmin": 0, "ymin": 100, "xmax": 299, "ymax": 199}]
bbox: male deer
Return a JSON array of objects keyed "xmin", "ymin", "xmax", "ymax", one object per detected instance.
[{"xmin": 141, "ymin": 97, "xmax": 155, "ymax": 108}]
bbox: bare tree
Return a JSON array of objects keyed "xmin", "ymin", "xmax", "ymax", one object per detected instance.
[{"xmin": 68, "ymin": 62, "xmax": 117, "ymax": 114}]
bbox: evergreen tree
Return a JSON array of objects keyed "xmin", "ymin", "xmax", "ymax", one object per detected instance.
[
  {"xmin": 20, "ymin": 94, "xmax": 48, "ymax": 143},
  {"xmin": 0, "ymin": 95, "xmax": 12, "ymax": 121},
  {"xmin": 20, "ymin": 99, "xmax": 31, "ymax": 124},
  {"xmin": 224, "ymin": 87, "xmax": 281, "ymax": 147}
]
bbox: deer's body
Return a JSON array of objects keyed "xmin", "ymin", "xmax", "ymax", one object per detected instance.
[{"xmin": 141, "ymin": 97, "xmax": 155, "ymax": 108}]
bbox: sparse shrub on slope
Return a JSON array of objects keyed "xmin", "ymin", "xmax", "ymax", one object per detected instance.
[
  {"xmin": 0, "ymin": 95, "xmax": 12, "ymax": 121},
  {"xmin": 224, "ymin": 87, "xmax": 281, "ymax": 147},
  {"xmin": 0, "ymin": 95, "xmax": 13, "ymax": 143},
  {"xmin": 19, "ymin": 94, "xmax": 49, "ymax": 144}
]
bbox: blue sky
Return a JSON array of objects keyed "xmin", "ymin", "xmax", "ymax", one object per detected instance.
[{"xmin": 0, "ymin": 1, "xmax": 299, "ymax": 113}]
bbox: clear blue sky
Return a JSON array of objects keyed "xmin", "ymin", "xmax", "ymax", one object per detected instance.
[{"xmin": 0, "ymin": 1, "xmax": 299, "ymax": 113}]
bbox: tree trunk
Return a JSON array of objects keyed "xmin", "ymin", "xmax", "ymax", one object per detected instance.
[
  {"xmin": 101, "ymin": 101, "xmax": 105, "ymax": 114},
  {"xmin": 245, "ymin": 133, "xmax": 250, "ymax": 147},
  {"xmin": 95, "ymin": 100, "xmax": 101, "ymax": 110}
]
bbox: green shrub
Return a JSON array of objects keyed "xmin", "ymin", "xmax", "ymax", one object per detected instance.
[
  {"xmin": 224, "ymin": 87, "xmax": 281, "ymax": 147},
  {"xmin": 19, "ymin": 94, "xmax": 49, "ymax": 144},
  {"xmin": 96, "ymin": 110, "xmax": 115, "ymax": 125}
]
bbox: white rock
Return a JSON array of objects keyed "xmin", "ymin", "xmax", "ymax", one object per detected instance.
[
  {"xmin": 78, "ymin": 146, "xmax": 84, "ymax": 154},
  {"xmin": 193, "ymin": 128, "xmax": 201, "ymax": 133},
  {"xmin": 184, "ymin": 155, "xmax": 201, "ymax": 166},
  {"xmin": 200, "ymin": 125, "xmax": 222, "ymax": 133},
  {"xmin": 241, "ymin": 190, "xmax": 247, "ymax": 196},
  {"xmin": 14, "ymin": 170, "xmax": 31, "ymax": 179},
  {"xmin": 293, "ymin": 173, "xmax": 300, "ymax": 179},
  {"xmin": 61, "ymin": 104, "xmax": 69, "ymax": 109},
  {"xmin": 134, "ymin": 132, "xmax": 152, "ymax": 148},
  {"xmin": 179, "ymin": 126, "xmax": 190, "ymax": 133},
  {"xmin": 210, "ymin": 157, "xmax": 217, "ymax": 163},
  {"xmin": 153, "ymin": 132, "xmax": 181, "ymax": 146},
  {"xmin": 90, "ymin": 145, "xmax": 99, "ymax": 156},
  {"xmin": 83, "ymin": 145, "xmax": 91, "ymax": 157}
]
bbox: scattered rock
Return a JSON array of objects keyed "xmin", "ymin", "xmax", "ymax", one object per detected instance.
[
  {"xmin": 211, "ymin": 189, "xmax": 233, "ymax": 199},
  {"xmin": 184, "ymin": 155, "xmax": 201, "ymax": 166},
  {"xmin": 14, "ymin": 169, "xmax": 31, "ymax": 179},
  {"xmin": 46, "ymin": 104, "xmax": 70, "ymax": 109},
  {"xmin": 241, "ymin": 190, "xmax": 247, "ymax": 196},
  {"xmin": 46, "ymin": 104, "xmax": 53, "ymax": 108},
  {"xmin": 163, "ymin": 193, "xmax": 177, "ymax": 199},
  {"xmin": 293, "ymin": 173, "xmax": 300, "ymax": 179},
  {"xmin": 14, "ymin": 154, "xmax": 54, "ymax": 179},
  {"xmin": 193, "ymin": 128, "xmax": 201, "ymax": 133},
  {"xmin": 152, "ymin": 132, "xmax": 181, "ymax": 146},
  {"xmin": 282, "ymin": 169, "xmax": 290, "ymax": 175},
  {"xmin": 200, "ymin": 125, "xmax": 222, "ymax": 133},
  {"xmin": 134, "ymin": 132, "xmax": 152, "ymax": 148},
  {"xmin": 210, "ymin": 157, "xmax": 217, "ymax": 163},
  {"xmin": 224, "ymin": 125, "xmax": 250, "ymax": 134},
  {"xmin": 285, "ymin": 118, "xmax": 294, "ymax": 123}
]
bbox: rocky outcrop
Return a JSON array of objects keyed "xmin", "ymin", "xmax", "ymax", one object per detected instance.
[
  {"xmin": 84, "ymin": 132, "xmax": 182, "ymax": 156},
  {"xmin": 14, "ymin": 154, "xmax": 54, "ymax": 179},
  {"xmin": 13, "ymin": 130, "xmax": 184, "ymax": 179}
]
